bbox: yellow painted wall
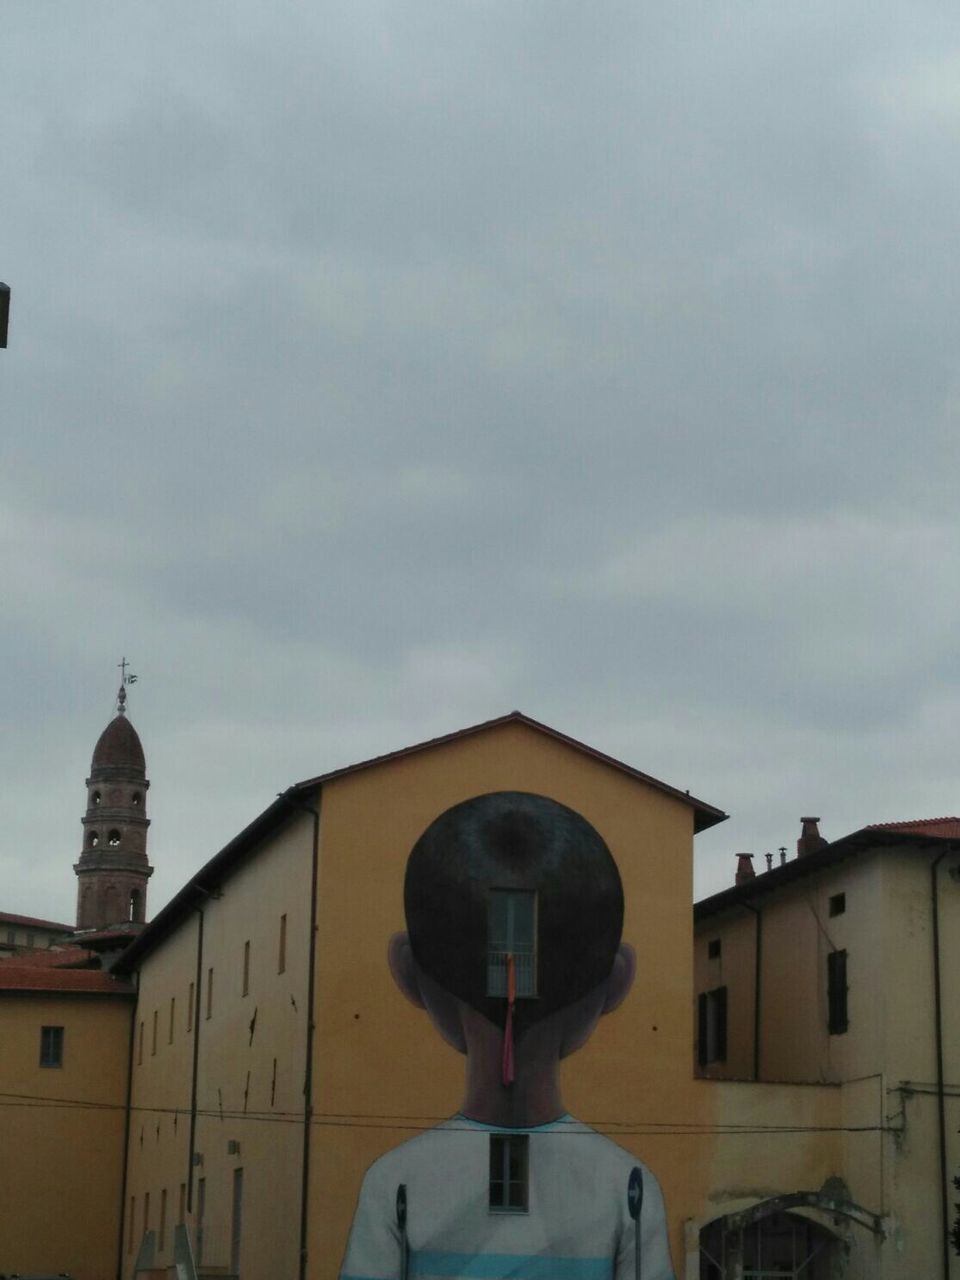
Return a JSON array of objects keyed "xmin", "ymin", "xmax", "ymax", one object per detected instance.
[
  {"xmin": 0, "ymin": 991, "xmax": 131, "ymax": 1280},
  {"xmin": 304, "ymin": 719, "xmax": 716, "ymax": 1280},
  {"xmin": 125, "ymin": 810, "xmax": 313, "ymax": 1279}
]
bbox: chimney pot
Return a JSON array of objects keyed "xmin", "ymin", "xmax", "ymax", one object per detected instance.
[
  {"xmin": 798, "ymin": 817, "xmax": 827, "ymax": 858},
  {"xmin": 735, "ymin": 853, "xmax": 756, "ymax": 885}
]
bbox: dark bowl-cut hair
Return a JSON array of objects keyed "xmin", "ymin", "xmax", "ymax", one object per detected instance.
[{"xmin": 404, "ymin": 791, "xmax": 624, "ymax": 1035}]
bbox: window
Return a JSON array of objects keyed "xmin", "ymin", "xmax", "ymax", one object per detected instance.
[
  {"xmin": 132, "ymin": 791, "xmax": 142, "ymax": 806},
  {"xmin": 206, "ymin": 967, "xmax": 214, "ymax": 1020},
  {"xmin": 144, "ymin": 1191, "xmax": 150, "ymax": 1236},
  {"xmin": 707, "ymin": 938, "xmax": 722, "ymax": 960},
  {"xmin": 697, "ymin": 987, "xmax": 727, "ymax": 1066},
  {"xmin": 169, "ymin": 997, "xmax": 175, "ymax": 1044},
  {"xmin": 278, "ymin": 914, "xmax": 287, "ymax": 975},
  {"xmin": 129, "ymin": 1196, "xmax": 136, "ymax": 1253},
  {"xmin": 187, "ymin": 982, "xmax": 194, "ymax": 1033},
  {"xmin": 178, "ymin": 1183, "xmax": 186, "ymax": 1226},
  {"xmin": 26, "ymin": 931, "xmax": 35, "ymax": 947},
  {"xmin": 108, "ymin": 829, "xmax": 122, "ymax": 847},
  {"xmin": 6, "ymin": 928, "xmax": 14, "ymax": 944},
  {"xmin": 242, "ymin": 940, "xmax": 250, "ymax": 997},
  {"xmin": 489, "ymin": 1133, "xmax": 528, "ymax": 1211},
  {"xmin": 487, "ymin": 890, "xmax": 536, "ymax": 997},
  {"xmin": 40, "ymin": 1025, "xmax": 64, "ymax": 1067},
  {"xmin": 829, "ymin": 892, "xmax": 846, "ymax": 917},
  {"xmin": 159, "ymin": 1187, "xmax": 167, "ymax": 1251},
  {"xmin": 138, "ymin": 1020, "xmax": 144, "ymax": 1065},
  {"xmin": 88, "ymin": 831, "xmax": 100, "ymax": 848},
  {"xmin": 828, "ymin": 949, "xmax": 848, "ymax": 1035},
  {"xmin": 92, "ymin": 790, "xmax": 101, "ymax": 806},
  {"xmin": 129, "ymin": 889, "xmax": 142, "ymax": 923},
  {"xmin": 152, "ymin": 1009, "xmax": 158, "ymax": 1055}
]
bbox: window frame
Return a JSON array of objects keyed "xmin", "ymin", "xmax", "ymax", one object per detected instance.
[
  {"xmin": 487, "ymin": 889, "xmax": 537, "ymax": 998},
  {"xmin": 489, "ymin": 1133, "xmax": 529, "ymax": 1213},
  {"xmin": 39, "ymin": 1024, "xmax": 64, "ymax": 1068}
]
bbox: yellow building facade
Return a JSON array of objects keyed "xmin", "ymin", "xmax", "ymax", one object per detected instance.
[
  {"xmin": 694, "ymin": 818, "xmax": 960, "ymax": 1279},
  {"xmin": 0, "ymin": 968, "xmax": 133, "ymax": 1280}
]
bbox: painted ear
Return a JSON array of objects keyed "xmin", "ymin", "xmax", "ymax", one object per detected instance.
[
  {"xmin": 601, "ymin": 943, "xmax": 636, "ymax": 1015},
  {"xmin": 388, "ymin": 932, "xmax": 426, "ymax": 1009}
]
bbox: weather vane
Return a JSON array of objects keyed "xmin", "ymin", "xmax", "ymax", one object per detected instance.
[{"xmin": 116, "ymin": 656, "xmax": 139, "ymax": 714}]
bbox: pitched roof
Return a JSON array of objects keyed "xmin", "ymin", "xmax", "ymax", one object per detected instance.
[
  {"xmin": 0, "ymin": 911, "xmax": 73, "ymax": 932},
  {"xmin": 865, "ymin": 817, "xmax": 960, "ymax": 839},
  {"xmin": 0, "ymin": 965, "xmax": 133, "ymax": 994},
  {"xmin": 295, "ymin": 711, "xmax": 726, "ymax": 831},
  {"xmin": 0, "ymin": 945, "xmax": 96, "ymax": 969},
  {"xmin": 119, "ymin": 710, "xmax": 726, "ymax": 972},
  {"xmin": 695, "ymin": 816, "xmax": 960, "ymax": 921}
]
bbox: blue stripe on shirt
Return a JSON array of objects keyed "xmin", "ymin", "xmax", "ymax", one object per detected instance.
[
  {"xmin": 343, "ymin": 1257, "xmax": 611, "ymax": 1280},
  {"xmin": 413, "ymin": 1251, "xmax": 612, "ymax": 1280}
]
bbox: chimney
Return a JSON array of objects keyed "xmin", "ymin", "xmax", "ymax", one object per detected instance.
[
  {"xmin": 764, "ymin": 852, "xmax": 773, "ymax": 872},
  {"xmin": 735, "ymin": 853, "xmax": 756, "ymax": 885},
  {"xmin": 798, "ymin": 817, "xmax": 827, "ymax": 858},
  {"xmin": 779, "ymin": 846, "xmax": 787, "ymax": 866}
]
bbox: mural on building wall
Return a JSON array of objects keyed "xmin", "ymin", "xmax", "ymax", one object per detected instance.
[{"xmin": 340, "ymin": 791, "xmax": 676, "ymax": 1280}]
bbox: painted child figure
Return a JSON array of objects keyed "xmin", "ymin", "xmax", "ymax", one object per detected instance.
[{"xmin": 340, "ymin": 792, "xmax": 676, "ymax": 1280}]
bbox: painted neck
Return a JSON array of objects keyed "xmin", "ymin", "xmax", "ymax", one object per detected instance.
[{"xmin": 459, "ymin": 1009, "xmax": 565, "ymax": 1128}]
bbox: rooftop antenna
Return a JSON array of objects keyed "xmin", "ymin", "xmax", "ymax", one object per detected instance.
[{"xmin": 116, "ymin": 656, "xmax": 139, "ymax": 715}]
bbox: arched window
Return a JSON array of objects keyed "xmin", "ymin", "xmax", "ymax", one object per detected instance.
[
  {"xmin": 131, "ymin": 791, "xmax": 142, "ymax": 807},
  {"xmin": 700, "ymin": 1209, "xmax": 837, "ymax": 1278},
  {"xmin": 88, "ymin": 830, "xmax": 100, "ymax": 848},
  {"xmin": 129, "ymin": 888, "xmax": 142, "ymax": 923},
  {"xmin": 91, "ymin": 790, "xmax": 101, "ymax": 807},
  {"xmin": 108, "ymin": 830, "xmax": 121, "ymax": 847}
]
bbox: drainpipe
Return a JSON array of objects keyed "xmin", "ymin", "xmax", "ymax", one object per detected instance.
[
  {"xmin": 743, "ymin": 903, "xmax": 762, "ymax": 1081},
  {"xmin": 187, "ymin": 906, "xmax": 205, "ymax": 1213},
  {"xmin": 116, "ymin": 994, "xmax": 137, "ymax": 1280},
  {"xmin": 282, "ymin": 791, "xmax": 322, "ymax": 1280},
  {"xmin": 930, "ymin": 849, "xmax": 950, "ymax": 1280}
]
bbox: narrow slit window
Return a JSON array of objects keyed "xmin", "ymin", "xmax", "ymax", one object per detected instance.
[
  {"xmin": 206, "ymin": 967, "xmax": 214, "ymax": 1020},
  {"xmin": 489, "ymin": 1133, "xmax": 529, "ymax": 1212},
  {"xmin": 152, "ymin": 1009, "xmax": 158, "ymax": 1055},
  {"xmin": 159, "ymin": 1187, "xmax": 167, "ymax": 1251},
  {"xmin": 187, "ymin": 982, "xmax": 194, "ymax": 1033},
  {"xmin": 138, "ymin": 1020, "xmax": 144, "ymax": 1065},
  {"xmin": 129, "ymin": 1197, "xmax": 136, "ymax": 1253},
  {"xmin": 828, "ymin": 949, "xmax": 848, "ymax": 1035},
  {"xmin": 707, "ymin": 938, "xmax": 721, "ymax": 960},
  {"xmin": 169, "ymin": 997, "xmax": 175, "ymax": 1044},
  {"xmin": 242, "ymin": 940, "xmax": 251, "ymax": 997},
  {"xmin": 829, "ymin": 892, "xmax": 846, "ymax": 917},
  {"xmin": 697, "ymin": 987, "xmax": 727, "ymax": 1066},
  {"xmin": 278, "ymin": 914, "xmax": 287, "ymax": 975},
  {"xmin": 487, "ymin": 890, "xmax": 536, "ymax": 997}
]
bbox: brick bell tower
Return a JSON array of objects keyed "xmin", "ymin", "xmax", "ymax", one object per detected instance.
[{"xmin": 74, "ymin": 670, "xmax": 154, "ymax": 930}]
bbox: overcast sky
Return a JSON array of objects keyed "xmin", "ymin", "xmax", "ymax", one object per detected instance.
[{"xmin": 4, "ymin": 2, "xmax": 960, "ymax": 926}]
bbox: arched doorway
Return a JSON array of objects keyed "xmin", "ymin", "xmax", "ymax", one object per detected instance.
[{"xmin": 700, "ymin": 1208, "xmax": 837, "ymax": 1278}]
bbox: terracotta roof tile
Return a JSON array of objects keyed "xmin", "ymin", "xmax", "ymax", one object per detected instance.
[
  {"xmin": 0, "ymin": 966, "xmax": 133, "ymax": 994},
  {"xmin": 0, "ymin": 911, "xmax": 73, "ymax": 931},
  {"xmin": 865, "ymin": 817, "xmax": 960, "ymax": 839},
  {"xmin": 0, "ymin": 946, "xmax": 96, "ymax": 969}
]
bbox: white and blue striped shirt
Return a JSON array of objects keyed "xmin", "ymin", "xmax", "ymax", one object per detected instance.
[{"xmin": 341, "ymin": 1115, "xmax": 675, "ymax": 1280}]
